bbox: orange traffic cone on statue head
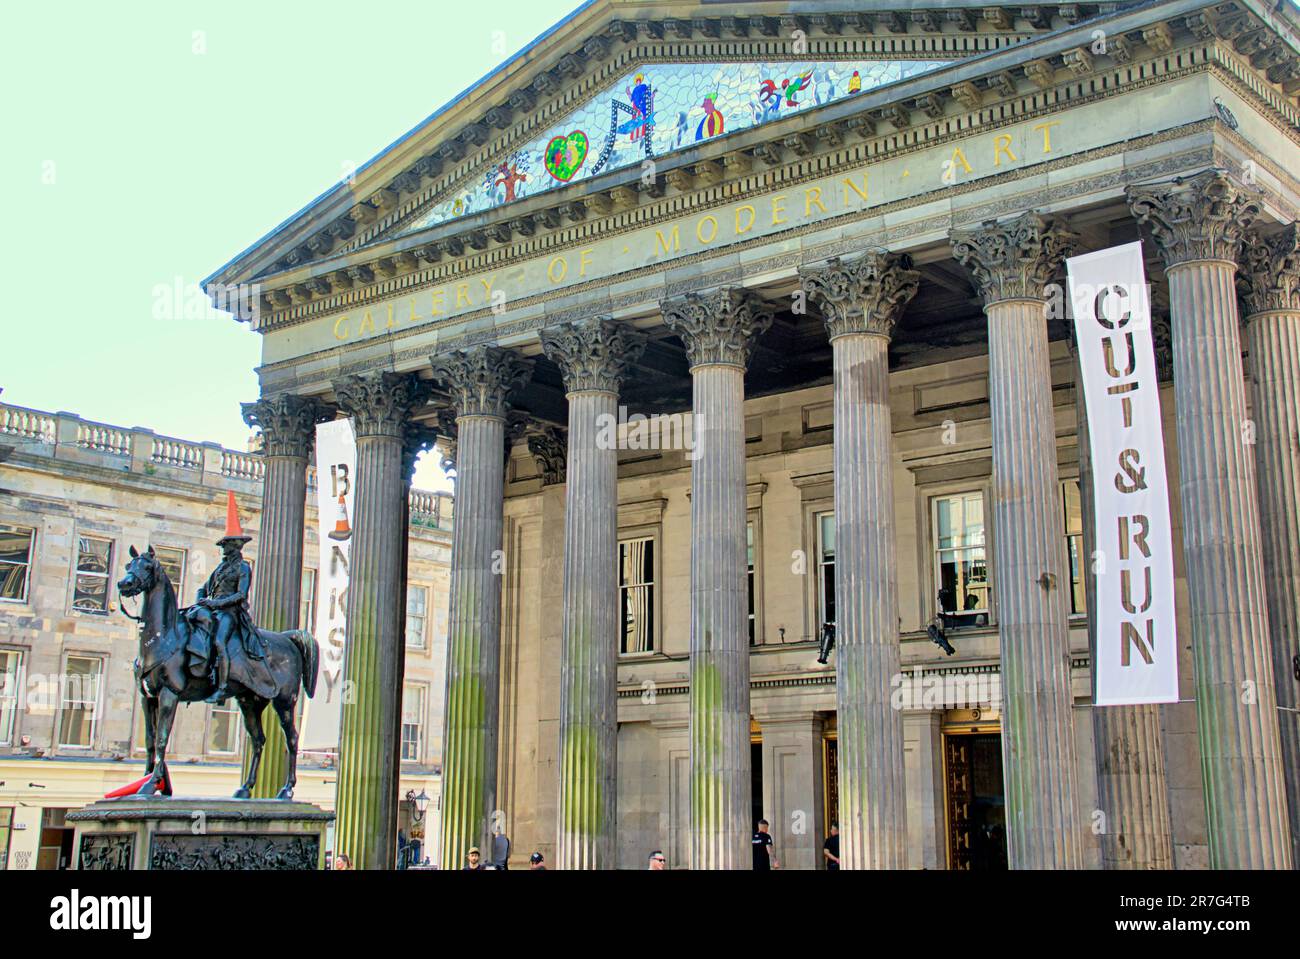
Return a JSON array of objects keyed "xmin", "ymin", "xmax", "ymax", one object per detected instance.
[
  {"xmin": 328, "ymin": 492, "xmax": 352, "ymax": 542},
  {"xmin": 216, "ymin": 490, "xmax": 252, "ymax": 549}
]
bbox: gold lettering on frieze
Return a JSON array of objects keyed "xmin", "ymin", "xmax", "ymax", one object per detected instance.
[{"xmin": 314, "ymin": 116, "xmax": 1071, "ymax": 346}]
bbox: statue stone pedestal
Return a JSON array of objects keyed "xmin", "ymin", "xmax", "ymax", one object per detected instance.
[{"xmin": 68, "ymin": 797, "xmax": 334, "ymax": 870}]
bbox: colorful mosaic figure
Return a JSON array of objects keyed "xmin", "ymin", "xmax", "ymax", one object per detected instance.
[
  {"xmin": 591, "ymin": 74, "xmax": 656, "ymax": 175},
  {"xmin": 483, "ymin": 151, "xmax": 533, "ymax": 205},
  {"xmin": 400, "ymin": 60, "xmax": 950, "ymax": 234},
  {"xmin": 695, "ymin": 93, "xmax": 725, "ymax": 141}
]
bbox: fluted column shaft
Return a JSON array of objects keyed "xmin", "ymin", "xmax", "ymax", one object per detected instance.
[
  {"xmin": 834, "ymin": 334, "xmax": 907, "ymax": 868},
  {"xmin": 431, "ymin": 347, "xmax": 530, "ymax": 871},
  {"xmin": 689, "ymin": 363, "xmax": 750, "ymax": 869},
  {"xmin": 952, "ymin": 213, "xmax": 1083, "ymax": 868},
  {"xmin": 663, "ymin": 289, "xmax": 773, "ymax": 870},
  {"xmin": 556, "ymin": 390, "xmax": 617, "ymax": 867},
  {"xmin": 332, "ymin": 372, "xmax": 429, "ymax": 870},
  {"xmin": 1241, "ymin": 224, "xmax": 1300, "ymax": 868},
  {"xmin": 802, "ymin": 251, "xmax": 919, "ymax": 869},
  {"xmin": 541, "ymin": 320, "xmax": 645, "ymax": 870},
  {"xmin": 1129, "ymin": 172, "xmax": 1292, "ymax": 868},
  {"xmin": 1073, "ymin": 351, "xmax": 1174, "ymax": 868},
  {"xmin": 240, "ymin": 394, "xmax": 329, "ymax": 798}
]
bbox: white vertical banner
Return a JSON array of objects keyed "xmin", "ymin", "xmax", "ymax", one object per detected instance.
[
  {"xmin": 1067, "ymin": 242, "xmax": 1179, "ymax": 705},
  {"xmin": 301, "ymin": 418, "xmax": 355, "ymax": 749}
]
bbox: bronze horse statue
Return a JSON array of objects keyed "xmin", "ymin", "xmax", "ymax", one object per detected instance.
[{"xmin": 117, "ymin": 545, "xmax": 319, "ymax": 799}]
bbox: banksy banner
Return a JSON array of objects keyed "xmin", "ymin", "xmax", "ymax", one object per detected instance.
[
  {"xmin": 301, "ymin": 418, "xmax": 356, "ymax": 749},
  {"xmin": 1067, "ymin": 242, "xmax": 1179, "ymax": 705}
]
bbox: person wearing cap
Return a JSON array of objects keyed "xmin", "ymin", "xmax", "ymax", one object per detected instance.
[
  {"xmin": 462, "ymin": 846, "xmax": 485, "ymax": 870},
  {"xmin": 528, "ymin": 852, "xmax": 546, "ymax": 870},
  {"xmin": 185, "ymin": 493, "xmax": 276, "ymax": 702}
]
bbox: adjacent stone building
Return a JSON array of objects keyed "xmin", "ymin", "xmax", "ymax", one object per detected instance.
[
  {"xmin": 204, "ymin": 0, "xmax": 1299, "ymax": 869},
  {"xmin": 0, "ymin": 402, "xmax": 451, "ymax": 870}
]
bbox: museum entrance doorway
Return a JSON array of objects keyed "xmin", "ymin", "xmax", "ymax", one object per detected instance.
[{"xmin": 942, "ymin": 710, "xmax": 1007, "ymax": 870}]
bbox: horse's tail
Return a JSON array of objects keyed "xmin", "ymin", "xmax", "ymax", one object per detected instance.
[{"xmin": 290, "ymin": 630, "xmax": 320, "ymax": 699}]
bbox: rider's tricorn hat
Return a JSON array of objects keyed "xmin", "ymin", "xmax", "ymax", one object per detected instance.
[{"xmin": 217, "ymin": 490, "xmax": 253, "ymax": 548}]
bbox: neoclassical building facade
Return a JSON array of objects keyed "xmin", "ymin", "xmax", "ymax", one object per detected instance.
[{"xmin": 205, "ymin": 0, "xmax": 1300, "ymax": 869}]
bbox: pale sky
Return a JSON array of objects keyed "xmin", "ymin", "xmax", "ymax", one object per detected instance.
[{"xmin": 3, "ymin": 0, "xmax": 581, "ymax": 490}]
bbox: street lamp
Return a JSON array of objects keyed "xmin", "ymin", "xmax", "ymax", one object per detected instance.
[{"xmin": 411, "ymin": 789, "xmax": 429, "ymax": 817}]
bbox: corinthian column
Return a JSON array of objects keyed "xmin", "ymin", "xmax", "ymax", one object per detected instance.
[
  {"xmin": 662, "ymin": 288, "xmax": 773, "ymax": 870},
  {"xmin": 800, "ymin": 251, "xmax": 918, "ymax": 869},
  {"xmin": 1067, "ymin": 337, "xmax": 1174, "ymax": 869},
  {"xmin": 1127, "ymin": 170, "xmax": 1291, "ymax": 869},
  {"xmin": 429, "ymin": 346, "xmax": 531, "ymax": 871},
  {"xmin": 331, "ymin": 371, "xmax": 432, "ymax": 870},
  {"xmin": 540, "ymin": 318, "xmax": 646, "ymax": 869},
  {"xmin": 1239, "ymin": 222, "xmax": 1300, "ymax": 868},
  {"xmin": 951, "ymin": 212, "xmax": 1083, "ymax": 869},
  {"xmin": 240, "ymin": 393, "xmax": 331, "ymax": 799}
]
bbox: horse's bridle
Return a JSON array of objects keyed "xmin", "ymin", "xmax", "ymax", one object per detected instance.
[{"xmin": 119, "ymin": 564, "xmax": 152, "ymax": 627}]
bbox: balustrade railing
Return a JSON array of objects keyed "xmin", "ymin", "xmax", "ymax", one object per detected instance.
[{"xmin": 0, "ymin": 400, "xmax": 451, "ymax": 531}]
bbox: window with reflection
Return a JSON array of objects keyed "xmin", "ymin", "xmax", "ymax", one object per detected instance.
[
  {"xmin": 300, "ymin": 568, "xmax": 317, "ymax": 633},
  {"xmin": 153, "ymin": 546, "xmax": 186, "ymax": 597},
  {"xmin": 747, "ymin": 521, "xmax": 757, "ymax": 646},
  {"xmin": 406, "ymin": 585, "xmax": 428, "ymax": 650},
  {"xmin": 0, "ymin": 650, "xmax": 21, "ymax": 745},
  {"xmin": 619, "ymin": 537, "xmax": 655, "ymax": 654},
  {"xmin": 59, "ymin": 656, "xmax": 102, "ymax": 747},
  {"xmin": 72, "ymin": 536, "xmax": 112, "ymax": 614},
  {"xmin": 0, "ymin": 525, "xmax": 35, "ymax": 604},
  {"xmin": 208, "ymin": 701, "xmax": 241, "ymax": 755},
  {"xmin": 401, "ymin": 683, "xmax": 425, "ymax": 762},
  {"xmin": 934, "ymin": 492, "xmax": 989, "ymax": 627},
  {"xmin": 1061, "ymin": 479, "xmax": 1087, "ymax": 616},
  {"xmin": 817, "ymin": 513, "xmax": 836, "ymax": 628}
]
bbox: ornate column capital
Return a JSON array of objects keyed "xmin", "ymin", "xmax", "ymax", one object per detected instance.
[
  {"xmin": 950, "ymin": 211, "xmax": 1077, "ymax": 305},
  {"xmin": 241, "ymin": 393, "xmax": 333, "ymax": 459},
  {"xmin": 1126, "ymin": 168, "xmax": 1261, "ymax": 268},
  {"xmin": 526, "ymin": 424, "xmax": 568, "ymax": 485},
  {"xmin": 540, "ymin": 318, "xmax": 647, "ymax": 394},
  {"xmin": 1238, "ymin": 223, "xmax": 1300, "ymax": 316},
  {"xmin": 660, "ymin": 287, "xmax": 774, "ymax": 370},
  {"xmin": 799, "ymin": 249, "xmax": 920, "ymax": 340},
  {"xmin": 429, "ymin": 346, "xmax": 532, "ymax": 419},
  {"xmin": 331, "ymin": 371, "xmax": 433, "ymax": 439}
]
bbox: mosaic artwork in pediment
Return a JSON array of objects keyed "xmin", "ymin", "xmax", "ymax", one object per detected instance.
[{"xmin": 399, "ymin": 58, "xmax": 950, "ymax": 235}]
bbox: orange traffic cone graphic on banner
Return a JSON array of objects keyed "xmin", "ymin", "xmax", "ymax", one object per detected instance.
[{"xmin": 328, "ymin": 493, "xmax": 352, "ymax": 542}]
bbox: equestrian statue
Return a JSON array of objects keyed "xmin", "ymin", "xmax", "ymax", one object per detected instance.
[{"xmin": 116, "ymin": 491, "xmax": 319, "ymax": 799}]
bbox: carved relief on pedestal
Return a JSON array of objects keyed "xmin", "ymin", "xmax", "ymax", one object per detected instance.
[
  {"xmin": 1126, "ymin": 168, "xmax": 1262, "ymax": 268},
  {"xmin": 660, "ymin": 287, "xmax": 774, "ymax": 369},
  {"xmin": 949, "ymin": 211, "xmax": 1078, "ymax": 304},
  {"xmin": 799, "ymin": 249, "xmax": 920, "ymax": 340}
]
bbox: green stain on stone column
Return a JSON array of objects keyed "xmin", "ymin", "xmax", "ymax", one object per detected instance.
[
  {"xmin": 690, "ymin": 660, "xmax": 724, "ymax": 829},
  {"xmin": 562, "ymin": 724, "xmax": 603, "ymax": 836}
]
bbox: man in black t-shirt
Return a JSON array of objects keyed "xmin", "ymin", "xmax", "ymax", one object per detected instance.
[
  {"xmin": 752, "ymin": 819, "xmax": 779, "ymax": 870},
  {"xmin": 823, "ymin": 823, "xmax": 840, "ymax": 870}
]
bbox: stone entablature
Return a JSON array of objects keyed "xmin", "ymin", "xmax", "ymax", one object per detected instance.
[{"xmin": 211, "ymin": 0, "xmax": 1299, "ymax": 342}]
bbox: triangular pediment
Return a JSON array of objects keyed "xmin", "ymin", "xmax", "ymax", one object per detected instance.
[{"xmin": 392, "ymin": 57, "xmax": 951, "ymax": 237}]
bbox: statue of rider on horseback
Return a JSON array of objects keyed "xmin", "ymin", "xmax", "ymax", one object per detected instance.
[
  {"xmin": 183, "ymin": 498, "xmax": 276, "ymax": 703},
  {"xmin": 117, "ymin": 491, "xmax": 319, "ymax": 800}
]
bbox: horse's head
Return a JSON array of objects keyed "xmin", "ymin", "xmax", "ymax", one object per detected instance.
[{"xmin": 118, "ymin": 544, "xmax": 162, "ymax": 598}]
